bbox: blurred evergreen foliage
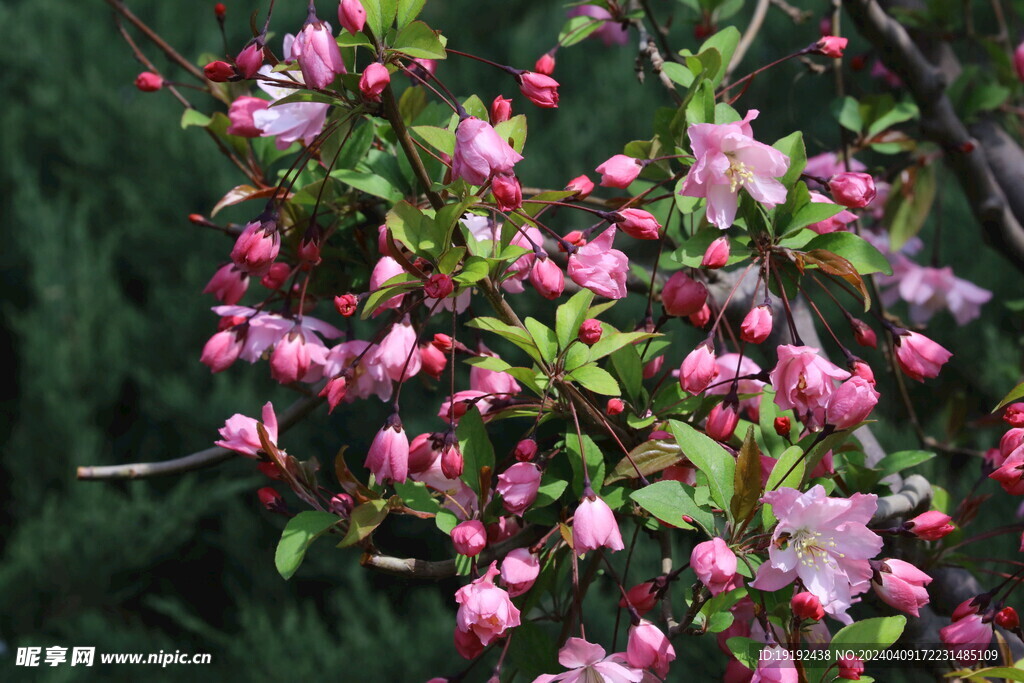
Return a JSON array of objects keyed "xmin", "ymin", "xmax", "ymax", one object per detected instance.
[{"xmin": 1, "ymin": 0, "xmax": 1022, "ymax": 681}]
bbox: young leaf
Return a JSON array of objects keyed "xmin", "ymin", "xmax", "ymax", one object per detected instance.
[
  {"xmin": 567, "ymin": 365, "xmax": 621, "ymax": 396},
  {"xmin": 555, "ymin": 289, "xmax": 595, "ymax": 350},
  {"xmin": 456, "ymin": 407, "xmax": 495, "ymax": 493},
  {"xmin": 275, "ymin": 511, "xmax": 340, "ymax": 580},
  {"xmin": 631, "ymin": 480, "xmax": 715, "ymax": 534},
  {"xmin": 829, "ymin": 616, "xmax": 906, "ymax": 658}
]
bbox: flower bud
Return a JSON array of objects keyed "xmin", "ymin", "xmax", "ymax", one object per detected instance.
[
  {"xmin": 829, "ymin": 172, "xmax": 877, "ymax": 208},
  {"xmin": 615, "ymin": 208, "xmax": 662, "ymax": 240},
  {"xmin": 257, "ymin": 487, "xmax": 287, "ymax": 513},
  {"xmin": 201, "ymin": 329, "xmax": 244, "ymax": 373},
  {"xmin": 330, "ymin": 492, "xmax": 354, "ymax": 517},
  {"xmin": 338, "ymin": 0, "xmax": 367, "ymax": 35},
  {"xmin": 514, "ymin": 438, "xmax": 537, "ymax": 462},
  {"xmin": 292, "ymin": 19, "xmax": 347, "ymax": 90},
  {"xmin": 492, "ymin": 173, "xmax": 523, "ymax": 211},
  {"xmin": 529, "ymin": 256, "xmax": 565, "ymax": 300},
  {"xmin": 774, "ymin": 416, "xmax": 791, "ymax": 437},
  {"xmin": 432, "ymin": 333, "xmax": 455, "ymax": 352},
  {"xmin": 440, "ymin": 440, "xmax": 464, "ymax": 479},
  {"xmin": 996, "ymin": 607, "xmax": 1020, "ymax": 630},
  {"xmin": 451, "ymin": 520, "xmax": 487, "ymax": 556},
  {"xmin": 850, "ymin": 317, "xmax": 877, "ymax": 348},
  {"xmin": 679, "ymin": 343, "xmax": 717, "ymax": 394},
  {"xmin": 838, "ymin": 655, "xmax": 864, "ymax": 680},
  {"xmin": 894, "ymin": 331, "xmax": 953, "ymax": 381},
  {"xmin": 705, "ymin": 402, "xmax": 739, "ymax": 442},
  {"xmin": 904, "ymin": 510, "xmax": 955, "ymax": 540},
  {"xmin": 701, "ymin": 237, "xmax": 729, "ymax": 268},
  {"xmin": 791, "ymin": 591, "xmax": 825, "ymax": 621},
  {"xmin": 420, "ymin": 343, "xmax": 447, "ymax": 380},
  {"xmin": 501, "ymin": 548, "xmax": 540, "ymax": 597},
  {"xmin": 334, "ymin": 293, "xmax": 358, "ymax": 316},
  {"xmin": 490, "ymin": 95, "xmax": 512, "ymax": 125},
  {"xmin": 318, "ymin": 376, "xmax": 348, "ymax": 412},
  {"xmin": 260, "ymin": 262, "xmax": 291, "ymax": 290},
  {"xmin": 688, "ymin": 303, "xmax": 711, "ymax": 328},
  {"xmin": 565, "ymin": 175, "xmax": 594, "ymax": 200},
  {"xmin": 231, "ymin": 217, "xmax": 280, "ymax": 277},
  {"xmin": 661, "ymin": 272, "xmax": 708, "ymax": 317},
  {"xmin": 690, "ymin": 538, "xmax": 738, "ymax": 595},
  {"xmin": 214, "ymin": 2, "xmax": 226, "ymax": 19},
  {"xmin": 643, "ymin": 355, "xmax": 664, "ymax": 379},
  {"xmin": 425, "ymin": 273, "xmax": 455, "ymax": 299},
  {"xmin": 872, "ymin": 558, "xmax": 932, "ymax": 617},
  {"xmin": 825, "ymin": 376, "xmax": 879, "ymax": 429},
  {"xmin": 573, "ymin": 493, "xmax": 624, "ymax": 553},
  {"xmin": 134, "ymin": 72, "xmax": 164, "ymax": 92},
  {"xmin": 203, "ymin": 263, "xmax": 249, "ymax": 304},
  {"xmin": 816, "ymin": 35, "xmax": 848, "ymax": 58},
  {"xmin": 1005, "ymin": 403, "xmax": 1024, "ymax": 427},
  {"xmin": 534, "ymin": 52, "xmax": 555, "ymax": 75},
  {"xmin": 236, "ymin": 42, "xmax": 264, "ymax": 79},
  {"xmin": 851, "ymin": 359, "xmax": 876, "ymax": 386},
  {"xmin": 359, "ymin": 62, "xmax": 390, "ymax": 101},
  {"xmin": 740, "ymin": 305, "xmax": 773, "ymax": 344},
  {"xmin": 619, "ymin": 582, "xmax": 658, "ymax": 616},
  {"xmin": 517, "ymin": 71, "xmax": 559, "ymax": 108},
  {"xmin": 1016, "ymin": 42, "xmax": 1024, "ymax": 82},
  {"xmin": 578, "ymin": 319, "xmax": 603, "ymax": 346},
  {"xmin": 606, "ymin": 398, "xmax": 625, "ymax": 416},
  {"xmin": 596, "ymin": 154, "xmax": 642, "ymax": 189},
  {"xmin": 366, "ymin": 415, "xmax": 410, "ymax": 484},
  {"xmin": 626, "ymin": 620, "xmax": 676, "ymax": 678},
  {"xmin": 204, "ymin": 60, "xmax": 236, "ymax": 82}
]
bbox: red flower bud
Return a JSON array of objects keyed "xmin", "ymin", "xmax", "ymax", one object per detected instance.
[
  {"xmin": 774, "ymin": 416, "xmax": 791, "ymax": 437},
  {"xmin": 257, "ymin": 487, "xmax": 286, "ymax": 513},
  {"xmin": 425, "ymin": 273, "xmax": 455, "ymax": 299},
  {"xmin": 816, "ymin": 35, "xmax": 848, "ymax": 59},
  {"xmin": 606, "ymin": 398, "xmax": 625, "ymax": 416},
  {"xmin": 701, "ymin": 237, "xmax": 729, "ymax": 269},
  {"xmin": 850, "ymin": 318, "xmax": 877, "ymax": 348},
  {"xmin": 319, "ymin": 376, "xmax": 348, "ymax": 412},
  {"xmin": 996, "ymin": 607, "xmax": 1019, "ymax": 630},
  {"xmin": 490, "ymin": 95, "xmax": 512, "ymax": 125},
  {"xmin": 514, "ymin": 438, "xmax": 538, "ymax": 462},
  {"xmin": 688, "ymin": 303, "xmax": 711, "ymax": 328},
  {"xmin": 904, "ymin": 510, "xmax": 955, "ymax": 541},
  {"xmin": 214, "ymin": 3, "xmax": 226, "ymax": 19},
  {"xmin": 432, "ymin": 333, "xmax": 455, "ymax": 352},
  {"xmin": 565, "ymin": 175, "xmax": 594, "ymax": 200},
  {"xmin": 330, "ymin": 493, "xmax": 354, "ymax": 517},
  {"xmin": 134, "ymin": 72, "xmax": 164, "ymax": 92},
  {"xmin": 578, "ymin": 319, "xmax": 603, "ymax": 346},
  {"xmin": 518, "ymin": 71, "xmax": 559, "ymax": 108},
  {"xmin": 204, "ymin": 60, "xmax": 236, "ymax": 82},
  {"xmin": 791, "ymin": 591, "xmax": 825, "ymax": 621},
  {"xmin": 440, "ymin": 442, "xmax": 464, "ymax": 479},
  {"xmin": 260, "ymin": 262, "xmax": 291, "ymax": 290},
  {"xmin": 1005, "ymin": 402, "xmax": 1024, "ymax": 428},
  {"xmin": 492, "ymin": 173, "xmax": 523, "ymax": 211},
  {"xmin": 534, "ymin": 52, "xmax": 556, "ymax": 75},
  {"xmin": 334, "ymin": 294, "xmax": 358, "ymax": 317}
]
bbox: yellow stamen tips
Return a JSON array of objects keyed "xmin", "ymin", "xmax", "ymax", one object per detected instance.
[{"xmin": 726, "ymin": 159, "xmax": 755, "ymax": 193}]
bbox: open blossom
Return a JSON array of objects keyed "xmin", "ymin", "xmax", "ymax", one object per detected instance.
[
  {"xmin": 568, "ymin": 227, "xmax": 629, "ymax": 299},
  {"xmin": 890, "ymin": 264, "xmax": 992, "ymax": 326},
  {"xmin": 253, "ymin": 60, "xmax": 329, "ymax": 149},
  {"xmin": 680, "ymin": 110, "xmax": 790, "ymax": 229},
  {"xmin": 894, "ymin": 331, "xmax": 952, "ymax": 381},
  {"xmin": 770, "ymin": 345, "xmax": 851, "ymax": 430},
  {"xmin": 470, "ymin": 344, "xmax": 521, "ymax": 396},
  {"xmin": 871, "ymin": 559, "xmax": 931, "ymax": 617},
  {"xmin": 501, "ymin": 548, "xmax": 540, "ymax": 597},
  {"xmin": 626, "ymin": 620, "xmax": 675, "ymax": 677},
  {"xmin": 573, "ymin": 493, "xmax": 624, "ymax": 553},
  {"xmin": 216, "ymin": 402, "xmax": 278, "ymax": 457},
  {"xmin": 496, "ymin": 463, "xmax": 542, "ymax": 515},
  {"xmin": 270, "ymin": 327, "xmax": 317, "ymax": 384},
  {"xmin": 212, "ymin": 305, "xmax": 341, "ymax": 369},
  {"xmin": 752, "ymin": 485, "xmax": 882, "ymax": 622},
  {"xmin": 226, "ymin": 96, "xmax": 269, "ymax": 137},
  {"xmin": 455, "ymin": 562, "xmax": 521, "ymax": 646},
  {"xmin": 825, "ymin": 376, "xmax": 880, "ymax": 429},
  {"xmin": 322, "ymin": 340, "xmax": 393, "ymax": 403},
  {"xmin": 534, "ymin": 638, "xmax": 643, "ymax": 683},
  {"xmin": 596, "ymin": 154, "xmax": 643, "ymax": 188},
  {"xmin": 691, "ymin": 538, "xmax": 738, "ymax": 595},
  {"xmin": 291, "ymin": 19, "xmax": 346, "ymax": 90},
  {"xmin": 566, "ymin": 5, "xmax": 629, "ymax": 46},
  {"xmin": 452, "ymin": 117, "xmax": 523, "ymax": 186}
]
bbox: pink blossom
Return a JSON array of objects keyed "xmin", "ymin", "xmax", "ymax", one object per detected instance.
[
  {"xmin": 492, "ymin": 172, "xmax": 523, "ymax": 211},
  {"xmin": 490, "ymin": 95, "xmax": 512, "ymax": 124},
  {"xmin": 751, "ymin": 645, "xmax": 798, "ymax": 683},
  {"xmin": 940, "ymin": 602, "xmax": 993, "ymax": 662},
  {"xmin": 567, "ymin": 5, "xmax": 629, "ymax": 46},
  {"xmin": 368, "ymin": 256, "xmax": 407, "ymax": 313},
  {"xmin": 452, "ymin": 117, "xmax": 524, "ymax": 186},
  {"xmin": 134, "ymin": 72, "xmax": 163, "ymax": 92},
  {"xmin": 816, "ymin": 36, "xmax": 848, "ymax": 58},
  {"xmin": 438, "ymin": 390, "xmax": 494, "ymax": 423},
  {"xmin": 470, "ymin": 345, "xmax": 521, "ymax": 396},
  {"xmin": 375, "ymin": 318, "xmax": 421, "ymax": 383},
  {"xmin": 596, "ymin": 154, "xmax": 643, "ymax": 188},
  {"xmin": 661, "ymin": 271, "xmax": 708, "ymax": 317},
  {"xmin": 568, "ymin": 227, "xmax": 629, "ymax": 299},
  {"xmin": 338, "ymin": 0, "xmax": 366, "ymax": 35},
  {"xmin": 319, "ymin": 376, "xmax": 348, "ymax": 412},
  {"xmin": 894, "ymin": 331, "xmax": 952, "ymax": 382},
  {"xmin": 270, "ymin": 327, "xmax": 315, "ymax": 384},
  {"xmin": 213, "ymin": 306, "xmax": 340, "ymax": 368},
  {"xmin": 871, "ymin": 60, "xmax": 903, "ymax": 88},
  {"xmin": 451, "ymin": 520, "xmax": 487, "ymax": 556},
  {"xmin": 626, "ymin": 619, "xmax": 676, "ymax": 677},
  {"xmin": 680, "ymin": 110, "xmax": 790, "ymax": 229},
  {"xmin": 807, "ymin": 191, "xmax": 857, "ymax": 234},
  {"xmin": 566, "ymin": 174, "xmax": 595, "ymax": 199},
  {"xmin": 291, "ymin": 20, "xmax": 345, "ymax": 90},
  {"xmin": 791, "ymin": 592, "xmax": 825, "ymax": 621},
  {"xmin": 501, "ymin": 548, "xmax": 540, "ymax": 597},
  {"xmin": 740, "ymin": 305, "xmax": 773, "ymax": 344},
  {"xmin": 216, "ymin": 402, "xmax": 278, "ymax": 457},
  {"xmin": 573, "ymin": 494, "xmax": 624, "ymax": 553},
  {"xmin": 770, "ymin": 345, "xmax": 851, "ymax": 430},
  {"xmin": 420, "ymin": 343, "xmax": 447, "ymax": 380},
  {"xmin": 535, "ymin": 52, "xmax": 556, "ymax": 75},
  {"xmin": 871, "ymin": 558, "xmax": 931, "ymax": 617},
  {"xmin": 455, "ymin": 562, "xmax": 521, "ymax": 646},
  {"xmin": 322, "ymin": 340, "xmax": 393, "ymax": 403},
  {"xmin": 702, "ymin": 236, "xmax": 730, "ymax": 268},
  {"xmin": 751, "ymin": 485, "xmax": 882, "ymax": 622},
  {"xmin": 894, "ymin": 264, "xmax": 992, "ymax": 326},
  {"xmin": 411, "ymin": 453, "xmax": 479, "ymax": 520},
  {"xmin": 203, "ymin": 263, "xmax": 249, "ymax": 304},
  {"xmin": 514, "ymin": 438, "xmax": 538, "ymax": 461},
  {"xmin": 680, "ymin": 342, "xmax": 718, "ymax": 394},
  {"xmin": 825, "ymin": 376, "xmax": 880, "ymax": 429},
  {"xmin": 989, "ymin": 446, "xmax": 1024, "ymax": 495},
  {"xmin": 231, "ymin": 219, "xmax": 280, "ymax": 277},
  {"xmin": 359, "ymin": 62, "xmax": 390, "ymax": 101},
  {"xmin": 235, "ymin": 42, "xmax": 264, "ymax": 79},
  {"xmin": 828, "ymin": 172, "xmax": 876, "ymax": 208},
  {"xmin": 496, "ymin": 463, "xmax": 542, "ymax": 515},
  {"xmin": 534, "ymin": 638, "xmax": 644, "ymax": 683},
  {"xmin": 518, "ymin": 71, "xmax": 559, "ymax": 108},
  {"xmin": 904, "ymin": 510, "xmax": 955, "ymax": 540},
  {"xmin": 253, "ymin": 63, "xmax": 329, "ymax": 149},
  {"xmin": 1002, "ymin": 428, "xmax": 1024, "ymax": 459},
  {"xmin": 615, "ymin": 208, "xmax": 661, "ymax": 240},
  {"xmin": 201, "ymin": 328, "xmax": 244, "ymax": 373},
  {"xmin": 691, "ymin": 538, "xmax": 738, "ymax": 595},
  {"xmin": 226, "ymin": 96, "xmax": 270, "ymax": 137},
  {"xmin": 365, "ymin": 416, "xmax": 409, "ymax": 484},
  {"xmin": 620, "ymin": 582, "xmax": 659, "ymax": 616},
  {"xmin": 706, "ymin": 401, "xmax": 740, "ymax": 442}
]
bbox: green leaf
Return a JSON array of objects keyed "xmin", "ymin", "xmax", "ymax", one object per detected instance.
[
  {"xmin": 534, "ymin": 475, "xmax": 569, "ymax": 508},
  {"xmin": 606, "ymin": 440, "xmax": 682, "ymax": 484},
  {"xmin": 181, "ymin": 108, "xmax": 212, "ymax": 129},
  {"xmin": 337, "ymin": 498, "xmax": 390, "ymax": 548},
  {"xmin": 772, "ymin": 131, "xmax": 806, "ymax": 189},
  {"xmin": 802, "ymin": 231, "xmax": 893, "ymax": 275},
  {"xmin": 610, "ymin": 345, "xmax": 644, "ymax": 405},
  {"xmin": 731, "ymin": 426, "xmax": 762, "ymax": 522},
  {"xmin": 330, "ymin": 169, "xmax": 403, "ymax": 202},
  {"xmin": 524, "ymin": 317, "xmax": 558, "ymax": 364},
  {"xmin": 275, "ymin": 511, "xmax": 340, "ymax": 580},
  {"xmin": 631, "ymin": 480, "xmax": 716, "ymax": 534},
  {"xmin": 466, "ymin": 316, "xmax": 544, "ymax": 366},
  {"xmin": 494, "ymin": 115, "xmax": 528, "ymax": 155},
  {"xmin": 867, "ymin": 99, "xmax": 919, "ymax": 137},
  {"xmin": 875, "ymin": 450, "xmax": 935, "ymax": 478},
  {"xmin": 393, "ymin": 21, "xmax": 446, "ymax": 59},
  {"xmin": 589, "ymin": 331, "xmax": 657, "ymax": 363},
  {"xmin": 776, "ymin": 183, "xmax": 845, "ymax": 235},
  {"xmin": 959, "ymin": 667, "xmax": 1024, "ymax": 682},
  {"xmin": 884, "ymin": 163, "xmax": 936, "ymax": 251},
  {"xmin": 996, "ymin": 382, "xmax": 1024, "ymax": 412},
  {"xmin": 396, "ymin": 0, "xmax": 426, "ymax": 29},
  {"xmin": 567, "ymin": 365, "xmax": 621, "ymax": 396},
  {"xmin": 435, "ymin": 508, "xmax": 459, "ymax": 534},
  {"xmin": 669, "ymin": 420, "xmax": 735, "ymax": 515},
  {"xmin": 412, "ymin": 125, "xmax": 455, "ymax": 156},
  {"xmin": 567, "ymin": 432, "xmax": 605, "ymax": 497},
  {"xmin": 686, "ymin": 79, "xmax": 715, "ymax": 126},
  {"xmin": 507, "ymin": 622, "xmax": 560, "ymax": 681},
  {"xmin": 832, "ymin": 96, "xmax": 863, "ymax": 133},
  {"xmin": 662, "ymin": 62, "xmax": 694, "ymax": 88},
  {"xmin": 558, "ymin": 15, "xmax": 603, "ymax": 48},
  {"xmin": 766, "ymin": 446, "xmax": 805, "ymax": 491},
  {"xmin": 697, "ymin": 27, "xmax": 740, "ymax": 88},
  {"xmin": 830, "ymin": 616, "xmax": 906, "ymax": 658},
  {"xmin": 362, "ymin": 0, "xmax": 398, "ymax": 39},
  {"xmin": 757, "ymin": 389, "xmax": 787, "ymax": 457},
  {"xmin": 556, "ymin": 289, "xmax": 595, "ymax": 350},
  {"xmin": 456, "ymin": 407, "xmax": 495, "ymax": 493},
  {"xmin": 726, "ymin": 637, "xmax": 763, "ymax": 670},
  {"xmin": 394, "ymin": 480, "xmax": 441, "ymax": 514}
]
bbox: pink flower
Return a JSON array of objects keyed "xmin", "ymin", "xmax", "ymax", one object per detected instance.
[
  {"xmin": 216, "ymin": 402, "xmax": 278, "ymax": 457},
  {"xmin": 620, "ymin": 582, "xmax": 659, "ymax": 616},
  {"xmin": 454, "ymin": 562, "xmax": 521, "ymax": 646},
  {"xmin": 359, "ymin": 62, "xmax": 390, "ymax": 101},
  {"xmin": 270, "ymin": 327, "xmax": 315, "ymax": 384},
  {"xmin": 626, "ymin": 619, "xmax": 676, "ymax": 677},
  {"xmin": 535, "ymin": 52, "xmax": 556, "ymax": 75},
  {"xmin": 566, "ymin": 174, "xmax": 595, "ymax": 199},
  {"xmin": 566, "ymin": 5, "xmax": 629, "ymax": 46},
  {"xmin": 1005, "ymin": 403, "xmax": 1024, "ymax": 427},
  {"xmin": 134, "ymin": 72, "xmax": 163, "ymax": 92},
  {"xmin": 752, "ymin": 485, "xmax": 882, "ymax": 622},
  {"xmin": 201, "ymin": 328, "xmax": 244, "ymax": 373},
  {"xmin": 252, "ymin": 63, "xmax": 328, "ymax": 149},
  {"xmin": 770, "ymin": 345, "xmax": 851, "ymax": 430},
  {"xmin": 661, "ymin": 271, "xmax": 708, "ymax": 317},
  {"xmin": 850, "ymin": 318, "xmax": 877, "ymax": 348},
  {"xmin": 420, "ymin": 342, "xmax": 447, "ymax": 380},
  {"xmin": 989, "ymin": 446, "xmax": 1024, "ymax": 495},
  {"xmin": 451, "ymin": 520, "xmax": 487, "ymax": 556},
  {"xmin": 338, "ymin": 0, "xmax": 366, "ymax": 35},
  {"xmin": 365, "ymin": 415, "xmax": 409, "ymax": 484},
  {"xmin": 492, "ymin": 173, "xmax": 523, "ymax": 211},
  {"xmin": 940, "ymin": 602, "xmax": 993, "ymax": 662},
  {"xmin": 368, "ymin": 256, "xmax": 407, "ymax": 313},
  {"xmin": 490, "ymin": 95, "xmax": 512, "ymax": 124},
  {"xmin": 535, "ymin": 638, "xmax": 644, "ymax": 683},
  {"xmin": 451, "ymin": 117, "xmax": 524, "ymax": 186},
  {"xmin": 680, "ymin": 110, "xmax": 790, "ymax": 229},
  {"xmin": 470, "ymin": 345, "xmax": 521, "ymax": 396},
  {"xmin": 235, "ymin": 42, "xmax": 264, "ymax": 78},
  {"xmin": 596, "ymin": 154, "xmax": 643, "ymax": 188},
  {"xmin": 291, "ymin": 19, "xmax": 346, "ymax": 90},
  {"xmin": 751, "ymin": 645, "xmax": 799, "ymax": 683},
  {"xmin": 894, "ymin": 331, "xmax": 952, "ymax": 381},
  {"xmin": 573, "ymin": 494, "xmax": 624, "ymax": 553},
  {"xmin": 226, "ymin": 96, "xmax": 270, "ymax": 137},
  {"xmin": 322, "ymin": 340, "xmax": 393, "ymax": 403},
  {"xmin": 825, "ymin": 376, "xmax": 880, "ymax": 429},
  {"xmin": 904, "ymin": 510, "xmax": 955, "ymax": 540},
  {"xmin": 231, "ymin": 218, "xmax": 280, "ymax": 277},
  {"xmin": 496, "ymin": 463, "xmax": 542, "ymax": 515},
  {"xmin": 740, "ymin": 305, "xmax": 773, "ymax": 344},
  {"xmin": 203, "ymin": 263, "xmax": 249, "ymax": 304},
  {"xmin": 706, "ymin": 401, "xmax": 740, "ymax": 442},
  {"xmin": 837, "ymin": 656, "xmax": 864, "ymax": 680},
  {"xmin": 707, "ymin": 354, "xmax": 765, "ymax": 418},
  {"xmin": 204, "ymin": 60, "xmax": 235, "ymax": 82},
  {"xmin": 871, "ymin": 558, "xmax": 931, "ymax": 617},
  {"xmin": 702, "ymin": 236, "xmax": 730, "ymax": 268},
  {"xmin": 615, "ymin": 208, "xmax": 661, "ymax": 240},
  {"xmin": 894, "ymin": 264, "xmax": 992, "ymax": 326},
  {"xmin": 807, "ymin": 191, "xmax": 857, "ymax": 234},
  {"xmin": 514, "ymin": 438, "xmax": 538, "ymax": 461},
  {"xmin": 518, "ymin": 71, "xmax": 559, "ymax": 108},
  {"xmin": 1002, "ymin": 428, "xmax": 1024, "ymax": 459},
  {"xmin": 691, "ymin": 538, "xmax": 738, "ymax": 595},
  {"xmin": 816, "ymin": 36, "xmax": 848, "ymax": 58},
  {"xmin": 791, "ymin": 592, "xmax": 825, "ymax": 621},
  {"xmin": 375, "ymin": 318, "xmax": 421, "ymax": 383},
  {"xmin": 568, "ymin": 227, "xmax": 629, "ymax": 299},
  {"xmin": 500, "ymin": 548, "xmax": 540, "ymax": 597},
  {"xmin": 828, "ymin": 172, "xmax": 876, "ymax": 208},
  {"xmin": 680, "ymin": 342, "xmax": 718, "ymax": 394}
]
